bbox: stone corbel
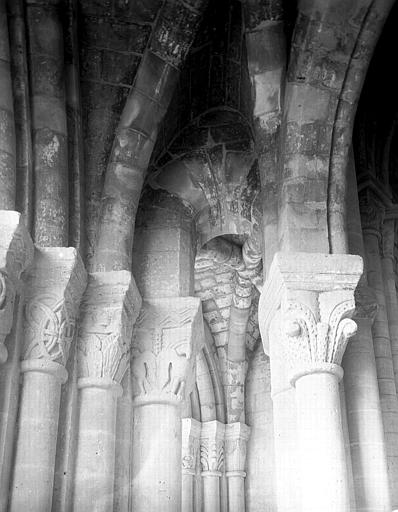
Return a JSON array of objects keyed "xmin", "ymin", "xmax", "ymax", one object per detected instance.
[
  {"xmin": 77, "ymin": 271, "xmax": 142, "ymax": 391},
  {"xmin": 200, "ymin": 420, "xmax": 225, "ymax": 476},
  {"xmin": 224, "ymin": 422, "xmax": 250, "ymax": 478},
  {"xmin": 0, "ymin": 211, "xmax": 33, "ymax": 363},
  {"xmin": 131, "ymin": 297, "xmax": 204, "ymax": 406},
  {"xmin": 22, "ymin": 247, "xmax": 86, "ymax": 382},
  {"xmin": 259, "ymin": 252, "xmax": 363, "ymax": 384},
  {"xmin": 182, "ymin": 418, "xmax": 201, "ymax": 475}
]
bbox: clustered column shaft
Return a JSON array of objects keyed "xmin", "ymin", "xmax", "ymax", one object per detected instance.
[
  {"xmin": 0, "ymin": 0, "xmax": 16, "ymax": 210},
  {"xmin": 360, "ymin": 189, "xmax": 398, "ymax": 506}
]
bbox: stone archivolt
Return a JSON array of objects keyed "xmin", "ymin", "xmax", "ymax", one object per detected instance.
[{"xmin": 131, "ymin": 297, "xmax": 204, "ymax": 404}]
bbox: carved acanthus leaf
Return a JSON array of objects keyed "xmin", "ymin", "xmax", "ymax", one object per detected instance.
[
  {"xmin": 281, "ymin": 290, "xmax": 357, "ymax": 377},
  {"xmin": 200, "ymin": 421, "xmax": 225, "ymax": 473}
]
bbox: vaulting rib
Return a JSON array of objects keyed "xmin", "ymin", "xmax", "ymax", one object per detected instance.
[{"xmin": 91, "ymin": 0, "xmax": 209, "ymax": 272}]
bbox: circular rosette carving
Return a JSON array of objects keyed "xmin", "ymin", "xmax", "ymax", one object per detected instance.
[{"xmin": 24, "ymin": 294, "xmax": 75, "ymax": 364}]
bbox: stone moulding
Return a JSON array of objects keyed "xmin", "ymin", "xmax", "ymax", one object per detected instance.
[
  {"xmin": 0, "ymin": 210, "xmax": 34, "ymax": 363},
  {"xmin": 259, "ymin": 252, "xmax": 363, "ymax": 383},
  {"xmin": 77, "ymin": 270, "xmax": 142, "ymax": 386},
  {"xmin": 22, "ymin": 247, "xmax": 87, "ymax": 371},
  {"xmin": 131, "ymin": 296, "xmax": 204, "ymax": 406}
]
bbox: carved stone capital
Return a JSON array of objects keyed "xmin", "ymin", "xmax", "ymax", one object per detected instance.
[
  {"xmin": 200, "ymin": 420, "xmax": 225, "ymax": 476},
  {"xmin": 77, "ymin": 271, "xmax": 142, "ymax": 385},
  {"xmin": 182, "ymin": 418, "xmax": 201, "ymax": 475},
  {"xmin": 358, "ymin": 188, "xmax": 385, "ymax": 235},
  {"xmin": 259, "ymin": 253, "xmax": 363, "ymax": 384},
  {"xmin": 131, "ymin": 297, "xmax": 204, "ymax": 406},
  {"xmin": 23, "ymin": 248, "xmax": 86, "ymax": 371},
  {"xmin": 382, "ymin": 218, "xmax": 395, "ymax": 260},
  {"xmin": 354, "ymin": 283, "xmax": 378, "ymax": 322},
  {"xmin": 0, "ymin": 211, "xmax": 34, "ymax": 363},
  {"xmin": 225, "ymin": 422, "xmax": 250, "ymax": 476}
]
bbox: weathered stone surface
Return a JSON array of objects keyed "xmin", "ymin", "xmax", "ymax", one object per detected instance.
[
  {"xmin": 131, "ymin": 297, "xmax": 203, "ymax": 404},
  {"xmin": 259, "ymin": 252, "xmax": 363, "ymax": 380},
  {"xmin": 23, "ymin": 247, "xmax": 86, "ymax": 368},
  {"xmin": 0, "ymin": 211, "xmax": 33, "ymax": 363},
  {"xmin": 77, "ymin": 271, "xmax": 141, "ymax": 383}
]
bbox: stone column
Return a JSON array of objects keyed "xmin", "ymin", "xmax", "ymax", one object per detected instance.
[
  {"xmin": 200, "ymin": 420, "xmax": 225, "ymax": 512},
  {"xmin": 359, "ymin": 189, "xmax": 398, "ymax": 505},
  {"xmin": 131, "ymin": 297, "xmax": 204, "ymax": 512},
  {"xmin": 0, "ymin": 1, "xmax": 16, "ymax": 210},
  {"xmin": 26, "ymin": 0, "xmax": 69, "ymax": 246},
  {"xmin": 381, "ymin": 217, "xmax": 398, "ymax": 391},
  {"xmin": 73, "ymin": 271, "xmax": 141, "ymax": 512},
  {"xmin": 225, "ymin": 422, "xmax": 250, "ymax": 512},
  {"xmin": 0, "ymin": 211, "xmax": 33, "ymax": 511},
  {"xmin": 181, "ymin": 418, "xmax": 201, "ymax": 512},
  {"xmin": 343, "ymin": 285, "xmax": 392, "ymax": 511},
  {"xmin": 259, "ymin": 252, "xmax": 362, "ymax": 512},
  {"xmin": 9, "ymin": 247, "xmax": 86, "ymax": 512}
]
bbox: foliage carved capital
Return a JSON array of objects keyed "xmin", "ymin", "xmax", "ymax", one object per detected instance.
[
  {"xmin": 259, "ymin": 252, "xmax": 363, "ymax": 382},
  {"xmin": 200, "ymin": 420, "xmax": 225, "ymax": 475},
  {"xmin": 77, "ymin": 271, "xmax": 142, "ymax": 384}
]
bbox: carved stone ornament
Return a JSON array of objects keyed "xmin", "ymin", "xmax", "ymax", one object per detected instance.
[
  {"xmin": 224, "ymin": 422, "xmax": 251, "ymax": 476},
  {"xmin": 353, "ymin": 283, "xmax": 378, "ymax": 322},
  {"xmin": 182, "ymin": 418, "xmax": 201, "ymax": 475},
  {"xmin": 131, "ymin": 297, "xmax": 204, "ymax": 405},
  {"xmin": 200, "ymin": 421, "xmax": 225, "ymax": 475},
  {"xmin": 259, "ymin": 252, "xmax": 363, "ymax": 383},
  {"xmin": 23, "ymin": 248, "xmax": 87, "ymax": 367},
  {"xmin": 358, "ymin": 188, "xmax": 385, "ymax": 235},
  {"xmin": 382, "ymin": 218, "xmax": 395, "ymax": 259},
  {"xmin": 0, "ymin": 211, "xmax": 34, "ymax": 363},
  {"xmin": 77, "ymin": 271, "xmax": 142, "ymax": 384}
]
